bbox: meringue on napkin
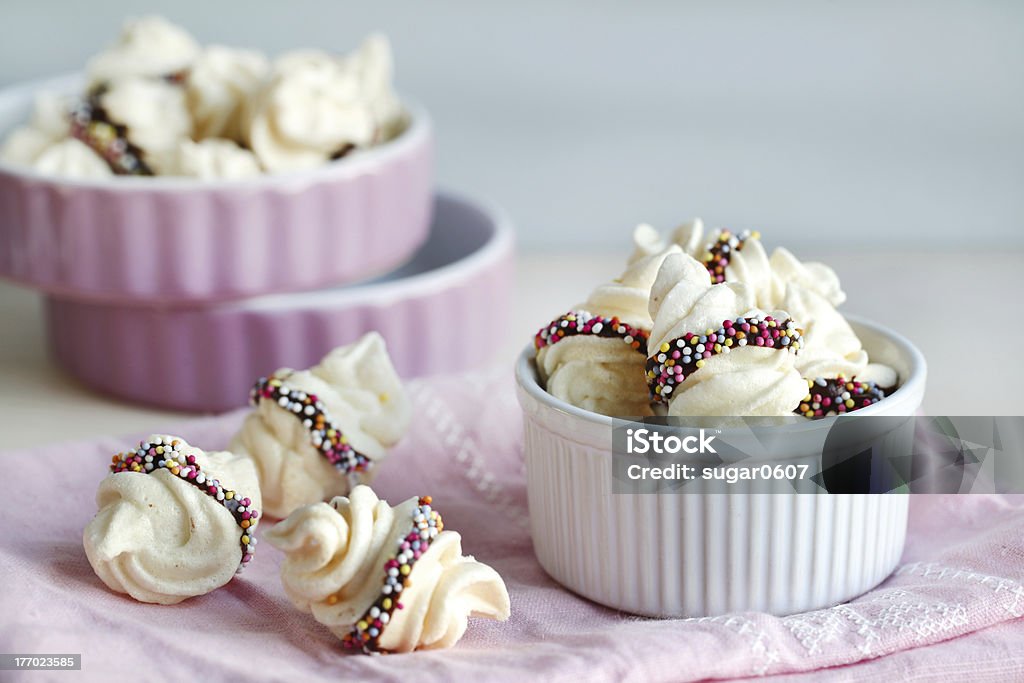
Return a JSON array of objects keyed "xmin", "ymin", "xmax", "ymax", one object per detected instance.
[
  {"xmin": 265, "ymin": 485, "xmax": 510, "ymax": 653},
  {"xmin": 230, "ymin": 332, "xmax": 411, "ymax": 519},
  {"xmin": 83, "ymin": 435, "xmax": 261, "ymax": 605}
]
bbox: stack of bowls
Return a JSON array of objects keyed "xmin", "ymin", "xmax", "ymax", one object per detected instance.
[{"xmin": 0, "ymin": 75, "xmax": 515, "ymax": 412}]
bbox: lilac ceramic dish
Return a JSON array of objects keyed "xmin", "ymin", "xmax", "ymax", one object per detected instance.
[
  {"xmin": 0, "ymin": 74, "xmax": 434, "ymax": 304},
  {"xmin": 46, "ymin": 192, "xmax": 514, "ymax": 412}
]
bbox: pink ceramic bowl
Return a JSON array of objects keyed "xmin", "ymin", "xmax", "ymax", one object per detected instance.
[
  {"xmin": 46, "ymin": 192, "xmax": 514, "ymax": 413},
  {"xmin": 0, "ymin": 74, "xmax": 434, "ymax": 304}
]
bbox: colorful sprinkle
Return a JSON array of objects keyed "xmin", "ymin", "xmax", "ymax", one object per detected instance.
[
  {"xmin": 646, "ymin": 315, "xmax": 803, "ymax": 402},
  {"xmin": 339, "ymin": 496, "xmax": 443, "ymax": 654},
  {"xmin": 109, "ymin": 437, "xmax": 258, "ymax": 572},
  {"xmin": 796, "ymin": 377, "xmax": 886, "ymax": 418},
  {"xmin": 250, "ymin": 374, "xmax": 372, "ymax": 480},
  {"xmin": 701, "ymin": 229, "xmax": 760, "ymax": 283},
  {"xmin": 69, "ymin": 88, "xmax": 154, "ymax": 176},
  {"xmin": 534, "ymin": 310, "xmax": 649, "ymax": 355}
]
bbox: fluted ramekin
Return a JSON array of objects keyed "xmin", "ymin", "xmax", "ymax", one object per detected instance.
[
  {"xmin": 46, "ymin": 192, "xmax": 514, "ymax": 412},
  {"xmin": 0, "ymin": 74, "xmax": 434, "ymax": 304},
  {"xmin": 515, "ymin": 316, "xmax": 926, "ymax": 617}
]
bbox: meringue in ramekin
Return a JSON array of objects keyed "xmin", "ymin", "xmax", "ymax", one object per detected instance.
[{"xmin": 516, "ymin": 315, "xmax": 925, "ymax": 617}]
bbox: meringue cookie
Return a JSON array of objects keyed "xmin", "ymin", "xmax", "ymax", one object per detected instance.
[
  {"xmin": 165, "ymin": 138, "xmax": 261, "ymax": 179},
  {"xmin": 648, "ymin": 253, "xmax": 807, "ymax": 416},
  {"xmin": 0, "ymin": 127, "xmax": 52, "ymax": 166},
  {"xmin": 33, "ymin": 138, "xmax": 112, "ymax": 178},
  {"xmin": 265, "ymin": 485, "xmax": 510, "ymax": 653},
  {"xmin": 97, "ymin": 77, "xmax": 192, "ymax": 168},
  {"xmin": 83, "ymin": 435, "xmax": 261, "ymax": 605},
  {"xmin": 719, "ymin": 233, "xmax": 775, "ymax": 310},
  {"xmin": 0, "ymin": 92, "xmax": 72, "ymax": 166},
  {"xmin": 769, "ymin": 246, "xmax": 846, "ymax": 308},
  {"xmin": 538, "ymin": 246, "xmax": 681, "ymax": 417},
  {"xmin": 249, "ymin": 34, "xmax": 403, "ymax": 172},
  {"xmin": 781, "ymin": 283, "xmax": 869, "ymax": 380},
  {"xmin": 86, "ymin": 16, "xmax": 200, "ymax": 85},
  {"xmin": 628, "ymin": 218, "xmax": 706, "ymax": 264},
  {"xmin": 230, "ymin": 333, "xmax": 411, "ymax": 519},
  {"xmin": 349, "ymin": 33, "xmax": 405, "ymax": 141},
  {"xmin": 187, "ymin": 45, "xmax": 270, "ymax": 142}
]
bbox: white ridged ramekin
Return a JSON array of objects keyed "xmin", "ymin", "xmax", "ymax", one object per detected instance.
[
  {"xmin": 515, "ymin": 316, "xmax": 926, "ymax": 617},
  {"xmin": 0, "ymin": 74, "xmax": 433, "ymax": 304}
]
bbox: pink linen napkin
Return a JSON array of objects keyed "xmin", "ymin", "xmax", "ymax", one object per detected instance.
[{"xmin": 1, "ymin": 370, "xmax": 1022, "ymax": 682}]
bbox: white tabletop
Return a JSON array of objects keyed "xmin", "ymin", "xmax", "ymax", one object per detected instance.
[{"xmin": 0, "ymin": 250, "xmax": 1021, "ymax": 449}]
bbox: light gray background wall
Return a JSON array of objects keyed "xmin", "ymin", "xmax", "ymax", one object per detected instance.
[{"xmin": 1, "ymin": 1, "xmax": 1021, "ymax": 250}]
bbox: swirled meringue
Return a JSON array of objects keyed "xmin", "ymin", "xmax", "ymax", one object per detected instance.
[
  {"xmin": 781, "ymin": 283, "xmax": 868, "ymax": 380},
  {"xmin": 187, "ymin": 45, "xmax": 269, "ymax": 142},
  {"xmin": 229, "ymin": 333, "xmax": 411, "ymax": 519},
  {"xmin": 33, "ymin": 138, "xmax": 112, "ymax": 178},
  {"xmin": 86, "ymin": 16, "xmax": 200, "ymax": 85},
  {"xmin": 83, "ymin": 435, "xmax": 261, "ymax": 605},
  {"xmin": 538, "ymin": 246, "xmax": 681, "ymax": 417},
  {"xmin": 0, "ymin": 92, "xmax": 72, "ymax": 166},
  {"xmin": 783, "ymin": 282, "xmax": 897, "ymax": 396},
  {"xmin": 164, "ymin": 138, "xmax": 261, "ymax": 179},
  {"xmin": 648, "ymin": 253, "xmax": 806, "ymax": 416},
  {"xmin": 629, "ymin": 218, "xmax": 706, "ymax": 264},
  {"xmin": 97, "ymin": 77, "xmax": 192, "ymax": 169},
  {"xmin": 718, "ymin": 234, "xmax": 775, "ymax": 309},
  {"xmin": 265, "ymin": 485, "xmax": 510, "ymax": 653},
  {"xmin": 248, "ymin": 34, "xmax": 403, "ymax": 172},
  {"xmin": 769, "ymin": 246, "xmax": 846, "ymax": 308}
]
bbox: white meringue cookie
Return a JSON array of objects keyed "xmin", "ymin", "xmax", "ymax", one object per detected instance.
[
  {"xmin": 0, "ymin": 92, "xmax": 72, "ymax": 166},
  {"xmin": 230, "ymin": 333, "xmax": 411, "ymax": 519},
  {"xmin": 0, "ymin": 126, "xmax": 54, "ymax": 165},
  {"xmin": 98, "ymin": 77, "xmax": 192, "ymax": 165},
  {"xmin": 856, "ymin": 361, "xmax": 899, "ymax": 390},
  {"xmin": 781, "ymin": 283, "xmax": 869, "ymax": 380},
  {"xmin": 769, "ymin": 246, "xmax": 846, "ymax": 308},
  {"xmin": 628, "ymin": 223, "xmax": 666, "ymax": 264},
  {"xmin": 349, "ymin": 33, "xmax": 405, "ymax": 141},
  {"xmin": 628, "ymin": 218, "xmax": 705, "ymax": 264},
  {"xmin": 648, "ymin": 253, "xmax": 807, "ymax": 416},
  {"xmin": 265, "ymin": 486, "xmax": 510, "ymax": 653},
  {"xmin": 721, "ymin": 234, "xmax": 775, "ymax": 310},
  {"xmin": 671, "ymin": 217, "xmax": 707, "ymax": 257},
  {"xmin": 33, "ymin": 138, "xmax": 112, "ymax": 178},
  {"xmin": 249, "ymin": 34, "xmax": 403, "ymax": 172},
  {"xmin": 539, "ymin": 334, "xmax": 655, "ymax": 417},
  {"xmin": 538, "ymin": 246, "xmax": 681, "ymax": 417},
  {"xmin": 165, "ymin": 138, "xmax": 261, "ymax": 179},
  {"xmin": 187, "ymin": 45, "xmax": 270, "ymax": 142},
  {"xmin": 83, "ymin": 435, "xmax": 261, "ymax": 605},
  {"xmin": 587, "ymin": 245, "xmax": 683, "ymax": 330},
  {"xmin": 27, "ymin": 91, "xmax": 72, "ymax": 139},
  {"xmin": 86, "ymin": 16, "xmax": 200, "ymax": 85}
]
